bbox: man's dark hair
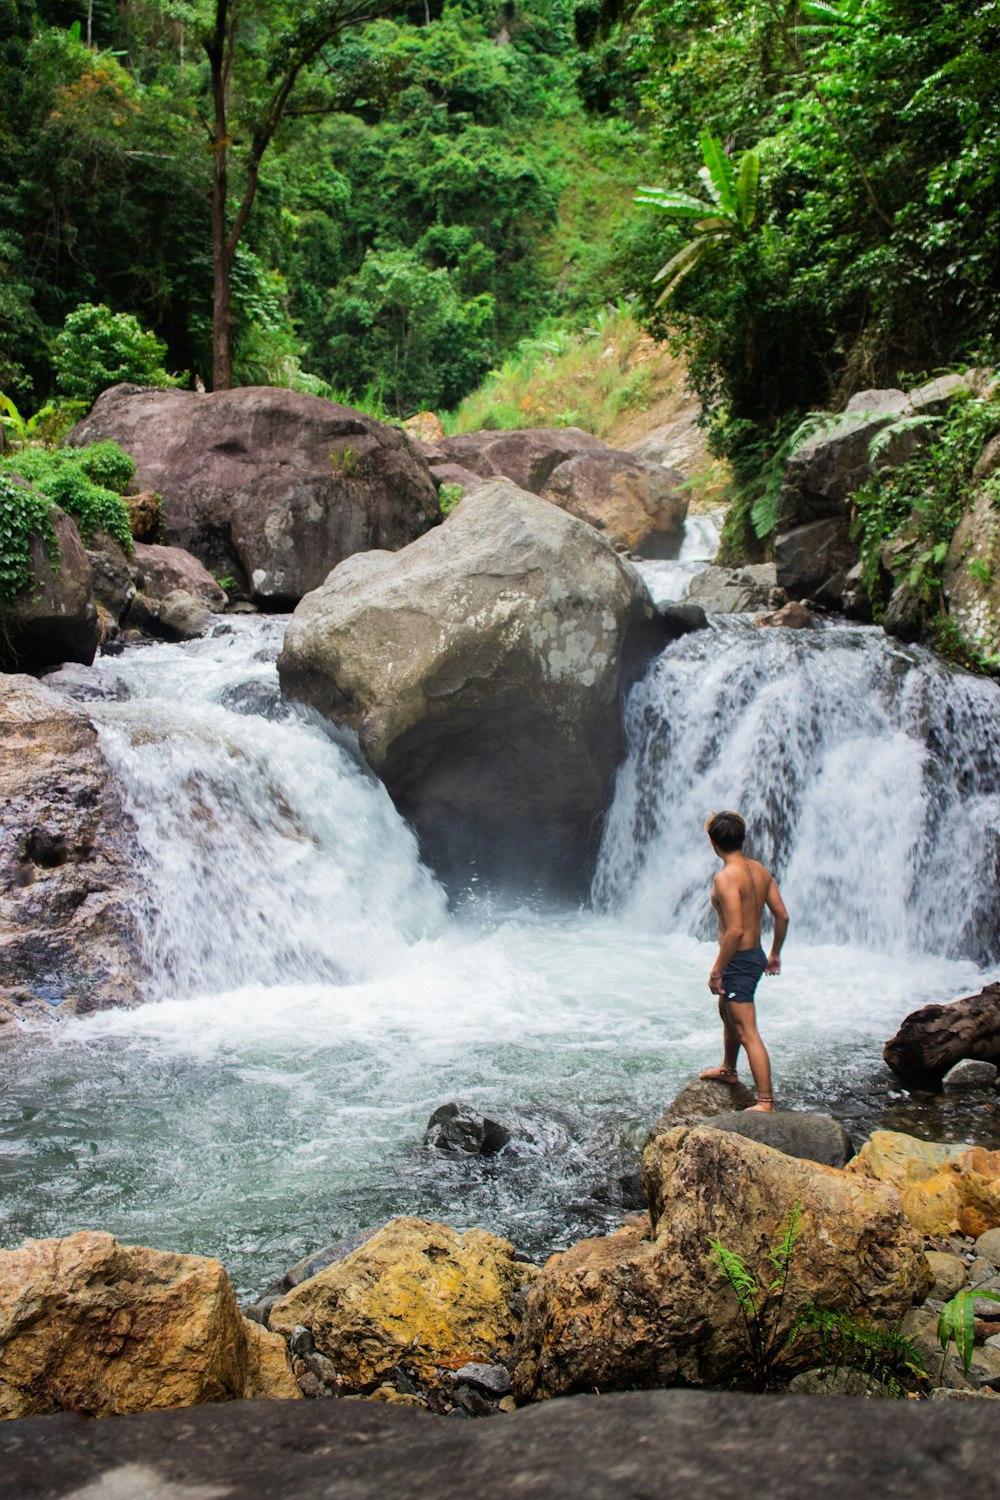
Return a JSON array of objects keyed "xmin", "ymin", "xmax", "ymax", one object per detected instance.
[{"xmin": 706, "ymin": 810, "xmax": 746, "ymax": 853}]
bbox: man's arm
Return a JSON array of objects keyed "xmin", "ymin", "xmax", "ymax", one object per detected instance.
[
  {"xmin": 764, "ymin": 876, "xmax": 789, "ymax": 975},
  {"xmin": 709, "ymin": 870, "xmax": 745, "ymax": 993}
]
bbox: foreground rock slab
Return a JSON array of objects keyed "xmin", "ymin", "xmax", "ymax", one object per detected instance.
[
  {"xmin": 278, "ymin": 482, "xmax": 657, "ymax": 892},
  {"xmin": 513, "ymin": 1125, "xmax": 929, "ymax": 1400},
  {"xmin": 269, "ymin": 1216, "xmax": 533, "ymax": 1391},
  {"xmin": 0, "ymin": 676, "xmax": 144, "ymax": 1019},
  {"xmin": 0, "ymin": 1232, "xmax": 299, "ymax": 1419},
  {"xmin": 4, "ymin": 1389, "xmax": 1000, "ymax": 1500},
  {"xmin": 69, "ymin": 385, "xmax": 439, "ymax": 606}
]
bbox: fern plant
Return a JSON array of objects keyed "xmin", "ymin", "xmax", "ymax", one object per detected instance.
[
  {"xmin": 708, "ymin": 1201, "xmax": 802, "ymax": 1391},
  {"xmin": 790, "ymin": 1306, "xmax": 924, "ymax": 1396}
]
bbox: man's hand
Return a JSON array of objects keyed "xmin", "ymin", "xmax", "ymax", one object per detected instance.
[
  {"xmin": 709, "ymin": 968, "xmax": 724, "ymax": 994},
  {"xmin": 765, "ymin": 955, "xmax": 781, "ymax": 976}
]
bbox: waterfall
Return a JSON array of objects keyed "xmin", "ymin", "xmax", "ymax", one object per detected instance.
[
  {"xmin": 594, "ymin": 619, "xmax": 1000, "ymax": 964},
  {"xmin": 91, "ymin": 620, "xmax": 448, "ymax": 1000}
]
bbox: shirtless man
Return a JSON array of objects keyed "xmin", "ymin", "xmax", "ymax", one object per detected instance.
[{"xmin": 699, "ymin": 810, "xmax": 789, "ymax": 1112}]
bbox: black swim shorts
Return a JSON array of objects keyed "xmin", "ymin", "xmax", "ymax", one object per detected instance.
[{"xmin": 721, "ymin": 946, "xmax": 767, "ymax": 1004}]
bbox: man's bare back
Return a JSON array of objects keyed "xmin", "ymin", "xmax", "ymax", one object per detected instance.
[{"xmin": 711, "ymin": 857, "xmax": 783, "ymax": 960}]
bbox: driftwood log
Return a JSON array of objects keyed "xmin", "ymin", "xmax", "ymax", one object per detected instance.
[{"xmin": 883, "ymin": 984, "xmax": 1000, "ymax": 1085}]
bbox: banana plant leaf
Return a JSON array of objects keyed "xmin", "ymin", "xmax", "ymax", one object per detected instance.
[{"xmin": 698, "ymin": 129, "xmax": 737, "ymax": 216}]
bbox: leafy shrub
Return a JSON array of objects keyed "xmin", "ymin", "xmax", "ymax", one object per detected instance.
[
  {"xmin": 0, "ymin": 472, "xmax": 58, "ymax": 603},
  {"xmin": 72, "ymin": 439, "xmax": 136, "ymax": 495},
  {"xmin": 53, "ymin": 303, "xmax": 179, "ymax": 406},
  {"xmin": 438, "ymin": 482, "xmax": 465, "ymax": 516},
  {"xmin": 1, "ymin": 445, "xmax": 133, "ymax": 554}
]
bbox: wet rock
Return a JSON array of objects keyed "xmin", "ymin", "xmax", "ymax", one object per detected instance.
[
  {"xmin": 133, "ymin": 541, "xmax": 228, "ymax": 608},
  {"xmin": 156, "ymin": 588, "xmax": 212, "ymax": 640},
  {"xmin": 700, "ymin": 1110, "xmax": 853, "ymax": 1168},
  {"xmin": 686, "ymin": 563, "xmax": 777, "ymax": 613},
  {"xmin": 1, "ymin": 501, "xmax": 99, "ymax": 672},
  {"xmin": 882, "ymin": 578, "xmax": 923, "ymax": 641},
  {"xmin": 451, "ymin": 1362, "xmax": 512, "ymax": 1397},
  {"xmin": 646, "ymin": 1077, "xmax": 757, "ymax": 1139},
  {"xmin": 424, "ymin": 1102, "xmax": 511, "ymax": 1156},
  {"xmin": 512, "ymin": 1126, "xmax": 929, "ymax": 1400},
  {"xmin": 269, "ymin": 1216, "xmax": 535, "ymax": 1392},
  {"xmin": 884, "ymin": 984, "xmax": 1000, "ymax": 1085},
  {"xmin": 69, "ymin": 385, "xmax": 439, "ymax": 607},
  {"xmin": 655, "ymin": 601, "xmax": 709, "ymax": 639},
  {"xmin": 0, "ymin": 675, "xmax": 144, "ymax": 1019},
  {"xmin": 0, "ymin": 1231, "xmax": 299, "ymax": 1418},
  {"xmin": 753, "ymin": 601, "xmax": 815, "ymax": 629},
  {"xmin": 278, "ymin": 482, "xmax": 655, "ymax": 896},
  {"xmin": 944, "ymin": 1059, "xmax": 999, "ymax": 1092},
  {"xmin": 219, "ymin": 679, "xmax": 290, "ymax": 721},
  {"xmin": 85, "ymin": 529, "xmax": 137, "ymax": 619},
  {"xmin": 846, "ymin": 1131, "xmax": 1000, "ymax": 1237},
  {"xmin": 539, "ymin": 450, "xmax": 688, "ymax": 559},
  {"xmin": 774, "ymin": 518, "xmax": 856, "ymax": 601},
  {"xmin": 41, "ymin": 662, "xmax": 130, "ymax": 703}
]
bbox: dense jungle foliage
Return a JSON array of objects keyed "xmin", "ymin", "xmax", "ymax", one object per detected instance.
[
  {"xmin": 611, "ymin": 0, "xmax": 1000, "ymax": 541},
  {"xmin": 1, "ymin": 0, "xmax": 997, "ymax": 475},
  {"xmin": 0, "ymin": 0, "xmax": 657, "ymax": 414}
]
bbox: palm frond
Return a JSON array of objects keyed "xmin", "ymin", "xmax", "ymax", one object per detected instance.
[
  {"xmin": 699, "ymin": 129, "xmax": 737, "ymax": 216},
  {"xmin": 635, "ymin": 186, "xmax": 715, "ymax": 218},
  {"xmin": 735, "ymin": 151, "xmax": 760, "ymax": 232}
]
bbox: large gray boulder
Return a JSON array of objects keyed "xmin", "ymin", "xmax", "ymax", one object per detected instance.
[
  {"xmin": 1, "ymin": 502, "xmax": 99, "ymax": 673},
  {"xmin": 540, "ymin": 450, "xmax": 688, "ymax": 558},
  {"xmin": 68, "ymin": 385, "xmax": 439, "ymax": 607},
  {"xmin": 686, "ymin": 563, "xmax": 779, "ymax": 613},
  {"xmin": 429, "ymin": 427, "xmax": 606, "ymax": 492},
  {"xmin": 426, "ymin": 428, "xmax": 688, "ymax": 558},
  {"xmin": 701, "ymin": 1110, "xmax": 853, "ymax": 1168},
  {"xmin": 0, "ymin": 675, "xmax": 144, "ymax": 1022},
  {"xmin": 278, "ymin": 482, "xmax": 655, "ymax": 894},
  {"xmin": 133, "ymin": 542, "xmax": 228, "ymax": 608}
]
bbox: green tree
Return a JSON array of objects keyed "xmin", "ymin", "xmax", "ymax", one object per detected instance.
[{"xmin": 53, "ymin": 303, "xmax": 178, "ymax": 405}]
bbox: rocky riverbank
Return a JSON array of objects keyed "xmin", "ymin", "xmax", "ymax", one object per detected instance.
[{"xmin": 5, "ymin": 1073, "xmax": 1000, "ymax": 1424}]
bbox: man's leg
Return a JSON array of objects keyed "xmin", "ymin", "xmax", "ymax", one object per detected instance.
[
  {"xmin": 723, "ymin": 1001, "xmax": 773, "ymax": 1110},
  {"xmin": 699, "ymin": 999, "xmax": 742, "ymax": 1082}
]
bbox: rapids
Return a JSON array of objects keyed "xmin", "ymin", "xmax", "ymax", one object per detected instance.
[{"xmin": 2, "ymin": 532, "xmax": 999, "ymax": 1296}]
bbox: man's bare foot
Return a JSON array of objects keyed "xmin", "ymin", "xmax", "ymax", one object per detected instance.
[
  {"xmin": 699, "ymin": 1066, "xmax": 739, "ymax": 1083},
  {"xmin": 746, "ymin": 1096, "xmax": 774, "ymax": 1112}
]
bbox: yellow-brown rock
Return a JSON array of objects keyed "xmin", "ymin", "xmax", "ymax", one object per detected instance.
[
  {"xmin": 0, "ymin": 1232, "xmax": 299, "ymax": 1420},
  {"xmin": 269, "ymin": 1216, "xmax": 534, "ymax": 1390},
  {"xmin": 513, "ymin": 1126, "xmax": 930, "ymax": 1401},
  {"xmin": 847, "ymin": 1130, "xmax": 1000, "ymax": 1236},
  {"xmin": 124, "ymin": 489, "xmax": 163, "ymax": 542}
]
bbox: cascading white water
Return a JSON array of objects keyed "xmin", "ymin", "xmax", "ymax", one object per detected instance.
[
  {"xmin": 92, "ymin": 620, "xmax": 447, "ymax": 999},
  {"xmin": 1, "ymin": 582, "xmax": 998, "ymax": 1295},
  {"xmin": 595, "ymin": 619, "xmax": 1000, "ymax": 962}
]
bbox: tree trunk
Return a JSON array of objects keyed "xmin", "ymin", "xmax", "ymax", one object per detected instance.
[
  {"xmin": 211, "ymin": 174, "xmax": 234, "ymax": 391},
  {"xmin": 209, "ymin": 0, "xmax": 234, "ymax": 391}
]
